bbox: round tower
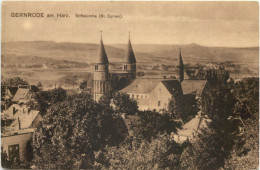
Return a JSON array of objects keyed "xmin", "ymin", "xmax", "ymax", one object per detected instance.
[
  {"xmin": 93, "ymin": 34, "xmax": 111, "ymax": 102},
  {"xmin": 123, "ymin": 33, "xmax": 137, "ymax": 79}
]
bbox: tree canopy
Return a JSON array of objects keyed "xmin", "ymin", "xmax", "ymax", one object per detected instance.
[
  {"xmin": 94, "ymin": 133, "xmax": 183, "ymax": 170},
  {"xmin": 111, "ymin": 92, "xmax": 138, "ymax": 115},
  {"xmin": 2, "ymin": 77, "xmax": 29, "ymax": 87},
  {"xmin": 29, "ymin": 87, "xmax": 67, "ymax": 116},
  {"xmin": 33, "ymin": 93, "xmax": 127, "ymax": 169}
]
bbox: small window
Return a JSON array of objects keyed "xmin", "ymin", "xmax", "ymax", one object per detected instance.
[
  {"xmin": 158, "ymin": 101, "xmax": 161, "ymax": 106},
  {"xmin": 95, "ymin": 65, "xmax": 98, "ymax": 70},
  {"xmin": 137, "ymin": 95, "xmax": 139, "ymax": 98},
  {"xmin": 132, "ymin": 94, "xmax": 134, "ymax": 98},
  {"xmin": 8, "ymin": 144, "xmax": 19, "ymax": 161}
]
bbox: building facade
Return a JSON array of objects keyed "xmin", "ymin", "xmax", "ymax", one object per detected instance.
[{"xmin": 120, "ymin": 79, "xmax": 183, "ymax": 112}]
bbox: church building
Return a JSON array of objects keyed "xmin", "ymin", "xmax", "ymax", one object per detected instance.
[
  {"xmin": 93, "ymin": 33, "xmax": 137, "ymax": 102},
  {"xmin": 93, "ymin": 33, "xmax": 210, "ymax": 113}
]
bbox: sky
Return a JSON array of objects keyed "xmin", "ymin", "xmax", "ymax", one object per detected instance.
[{"xmin": 1, "ymin": 1, "xmax": 259, "ymax": 47}]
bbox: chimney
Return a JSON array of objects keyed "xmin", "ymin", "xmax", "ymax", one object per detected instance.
[
  {"xmin": 18, "ymin": 117, "xmax": 21, "ymax": 130},
  {"xmin": 13, "ymin": 107, "xmax": 16, "ymax": 115}
]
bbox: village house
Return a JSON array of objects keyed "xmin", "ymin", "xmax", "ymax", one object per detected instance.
[
  {"xmin": 173, "ymin": 114, "xmax": 211, "ymax": 143},
  {"xmin": 11, "ymin": 85, "xmax": 37, "ymax": 104},
  {"xmin": 120, "ymin": 78, "xmax": 182, "ymax": 112},
  {"xmin": 1, "ymin": 83, "xmax": 41, "ymax": 162},
  {"xmin": 1, "ymin": 103, "xmax": 42, "ymax": 162}
]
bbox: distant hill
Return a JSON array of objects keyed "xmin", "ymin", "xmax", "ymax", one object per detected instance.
[{"xmin": 2, "ymin": 41, "xmax": 258, "ymax": 65}]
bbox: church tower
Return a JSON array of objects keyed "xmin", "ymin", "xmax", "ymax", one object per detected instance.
[
  {"xmin": 178, "ymin": 47, "xmax": 184, "ymax": 83},
  {"xmin": 93, "ymin": 33, "xmax": 111, "ymax": 102},
  {"xmin": 123, "ymin": 32, "xmax": 137, "ymax": 79}
]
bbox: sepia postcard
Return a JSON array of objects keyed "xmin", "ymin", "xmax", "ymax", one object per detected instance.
[{"xmin": 1, "ymin": 1, "xmax": 259, "ymax": 169}]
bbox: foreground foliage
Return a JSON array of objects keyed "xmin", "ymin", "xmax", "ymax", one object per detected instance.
[
  {"xmin": 94, "ymin": 133, "xmax": 183, "ymax": 170},
  {"xmin": 33, "ymin": 93, "xmax": 125, "ymax": 169},
  {"xmin": 31, "ymin": 75, "xmax": 258, "ymax": 169}
]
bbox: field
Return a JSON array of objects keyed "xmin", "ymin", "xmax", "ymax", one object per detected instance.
[{"xmin": 1, "ymin": 41, "xmax": 259, "ymax": 89}]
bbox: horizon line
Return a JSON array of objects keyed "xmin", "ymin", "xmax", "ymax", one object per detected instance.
[{"xmin": 1, "ymin": 40, "xmax": 259, "ymax": 48}]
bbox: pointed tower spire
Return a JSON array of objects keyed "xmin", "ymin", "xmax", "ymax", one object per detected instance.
[
  {"xmin": 125, "ymin": 32, "xmax": 136, "ymax": 63},
  {"xmin": 178, "ymin": 47, "xmax": 184, "ymax": 83},
  {"xmin": 96, "ymin": 30, "xmax": 109, "ymax": 64},
  {"xmin": 93, "ymin": 31, "xmax": 111, "ymax": 102}
]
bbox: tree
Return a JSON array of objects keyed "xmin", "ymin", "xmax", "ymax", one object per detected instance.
[
  {"xmin": 94, "ymin": 133, "xmax": 183, "ymax": 169},
  {"xmin": 3, "ymin": 77, "xmax": 29, "ymax": 86},
  {"xmin": 79, "ymin": 80, "xmax": 88, "ymax": 90},
  {"xmin": 136, "ymin": 111, "xmax": 180, "ymax": 141},
  {"xmin": 37, "ymin": 81, "xmax": 43, "ymax": 91},
  {"xmin": 111, "ymin": 92, "xmax": 138, "ymax": 115},
  {"xmin": 232, "ymin": 77, "xmax": 258, "ymax": 120},
  {"xmin": 180, "ymin": 67, "xmax": 237, "ymax": 170},
  {"xmin": 180, "ymin": 127, "xmax": 235, "ymax": 170},
  {"xmin": 137, "ymin": 71, "xmax": 145, "ymax": 77},
  {"xmin": 33, "ymin": 93, "xmax": 124, "ymax": 169},
  {"xmin": 30, "ymin": 87, "xmax": 67, "ymax": 116},
  {"xmin": 1, "ymin": 151, "xmax": 31, "ymax": 169},
  {"xmin": 168, "ymin": 92, "xmax": 199, "ymax": 123},
  {"xmin": 224, "ymin": 77, "xmax": 259, "ymax": 169},
  {"xmin": 1, "ymin": 151, "xmax": 11, "ymax": 168}
]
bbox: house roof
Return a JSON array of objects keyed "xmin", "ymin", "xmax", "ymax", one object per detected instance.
[
  {"xmin": 122, "ymin": 115, "xmax": 140, "ymax": 136},
  {"xmin": 4, "ymin": 104, "xmax": 41, "ymax": 129},
  {"xmin": 120, "ymin": 78, "xmax": 182, "ymax": 95},
  {"xmin": 21, "ymin": 110, "xmax": 40, "ymax": 129},
  {"xmin": 12, "ymin": 88, "xmax": 30, "ymax": 102},
  {"xmin": 8, "ymin": 87, "xmax": 18, "ymax": 96},
  {"xmin": 161, "ymin": 80, "xmax": 183, "ymax": 95},
  {"xmin": 120, "ymin": 78, "xmax": 161, "ymax": 94},
  {"xmin": 181, "ymin": 80, "xmax": 207, "ymax": 95},
  {"xmin": 177, "ymin": 115, "xmax": 210, "ymax": 137}
]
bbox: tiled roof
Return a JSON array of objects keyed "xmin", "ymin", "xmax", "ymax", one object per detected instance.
[
  {"xmin": 161, "ymin": 80, "xmax": 183, "ymax": 95},
  {"xmin": 177, "ymin": 115, "xmax": 210, "ymax": 137},
  {"xmin": 120, "ymin": 78, "xmax": 161, "ymax": 94},
  {"xmin": 8, "ymin": 87, "xmax": 18, "ymax": 96},
  {"xmin": 122, "ymin": 115, "xmax": 140, "ymax": 136},
  {"xmin": 12, "ymin": 88, "xmax": 30, "ymax": 102},
  {"xmin": 120, "ymin": 78, "xmax": 182, "ymax": 95},
  {"xmin": 21, "ymin": 110, "xmax": 40, "ymax": 129},
  {"xmin": 181, "ymin": 80, "xmax": 207, "ymax": 95},
  {"xmin": 3, "ymin": 104, "xmax": 41, "ymax": 129}
]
